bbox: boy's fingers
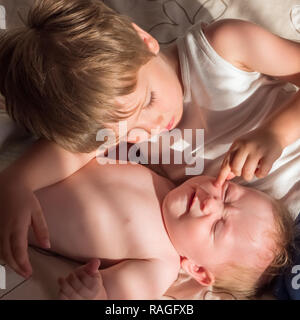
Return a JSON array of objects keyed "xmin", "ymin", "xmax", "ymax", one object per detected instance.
[
  {"xmin": 229, "ymin": 148, "xmax": 248, "ymax": 177},
  {"xmin": 2, "ymin": 235, "xmax": 18, "ymax": 271},
  {"xmin": 10, "ymin": 229, "xmax": 32, "ymax": 276},
  {"xmin": 215, "ymin": 154, "xmax": 231, "ymax": 187},
  {"xmin": 241, "ymin": 155, "xmax": 261, "ymax": 181},
  {"xmin": 215, "ymin": 165, "xmax": 230, "ymax": 187},
  {"xmin": 255, "ymin": 157, "xmax": 273, "ymax": 178},
  {"xmin": 31, "ymin": 202, "xmax": 51, "ymax": 249},
  {"xmin": 2, "ymin": 234, "xmax": 27, "ymax": 277},
  {"xmin": 226, "ymin": 172, "xmax": 236, "ymax": 180}
]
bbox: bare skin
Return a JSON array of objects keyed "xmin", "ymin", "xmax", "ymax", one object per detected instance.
[
  {"xmin": 2, "ymin": 16, "xmax": 300, "ymax": 285},
  {"xmin": 0, "ymin": 21, "xmax": 182, "ymax": 279},
  {"xmin": 27, "ymin": 161, "xmax": 277, "ymax": 300},
  {"xmin": 28, "ymin": 161, "xmax": 180, "ymax": 299}
]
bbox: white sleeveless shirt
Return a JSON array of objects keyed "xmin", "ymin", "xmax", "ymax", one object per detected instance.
[{"xmin": 142, "ymin": 21, "xmax": 300, "ymax": 218}]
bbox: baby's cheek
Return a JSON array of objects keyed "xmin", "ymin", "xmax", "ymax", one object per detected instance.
[{"xmin": 165, "ymin": 201, "xmax": 182, "ymax": 217}]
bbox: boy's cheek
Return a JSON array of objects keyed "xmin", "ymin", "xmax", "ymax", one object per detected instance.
[{"xmin": 126, "ymin": 128, "xmax": 150, "ymax": 143}]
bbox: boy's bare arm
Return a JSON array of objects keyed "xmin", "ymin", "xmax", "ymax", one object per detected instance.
[
  {"xmin": 265, "ymin": 89, "xmax": 300, "ymax": 149},
  {"xmin": 1, "ymin": 138, "xmax": 96, "ymax": 191},
  {"xmin": 0, "ymin": 138, "xmax": 96, "ymax": 278},
  {"xmin": 208, "ymin": 19, "xmax": 300, "ymax": 185}
]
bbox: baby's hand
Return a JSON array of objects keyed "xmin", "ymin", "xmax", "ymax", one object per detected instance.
[
  {"xmin": 58, "ymin": 259, "xmax": 107, "ymax": 300},
  {"xmin": 215, "ymin": 127, "xmax": 283, "ymax": 186}
]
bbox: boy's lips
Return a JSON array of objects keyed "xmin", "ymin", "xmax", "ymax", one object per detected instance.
[{"xmin": 165, "ymin": 116, "xmax": 175, "ymax": 130}]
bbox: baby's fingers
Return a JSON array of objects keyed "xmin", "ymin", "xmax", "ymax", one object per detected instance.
[
  {"xmin": 84, "ymin": 259, "xmax": 101, "ymax": 276},
  {"xmin": 66, "ymin": 273, "xmax": 94, "ymax": 299},
  {"xmin": 75, "ymin": 271, "xmax": 95, "ymax": 290},
  {"xmin": 58, "ymin": 292, "xmax": 69, "ymax": 300},
  {"xmin": 58, "ymin": 277, "xmax": 82, "ymax": 300}
]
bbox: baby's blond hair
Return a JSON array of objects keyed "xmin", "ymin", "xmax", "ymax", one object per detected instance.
[
  {"xmin": 212, "ymin": 199, "xmax": 295, "ymax": 299},
  {"xmin": 0, "ymin": 0, "xmax": 156, "ymax": 152}
]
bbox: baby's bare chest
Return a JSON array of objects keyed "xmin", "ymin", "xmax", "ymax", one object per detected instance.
[{"xmin": 91, "ymin": 195, "xmax": 176, "ymax": 261}]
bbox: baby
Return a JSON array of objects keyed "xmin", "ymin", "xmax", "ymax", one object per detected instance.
[{"xmin": 28, "ymin": 161, "xmax": 294, "ymax": 299}]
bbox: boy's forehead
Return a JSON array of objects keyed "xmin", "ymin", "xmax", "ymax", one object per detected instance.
[
  {"xmin": 114, "ymin": 63, "xmax": 149, "ymax": 109},
  {"xmin": 114, "ymin": 82, "xmax": 148, "ymax": 112},
  {"xmin": 114, "ymin": 92, "xmax": 140, "ymax": 109}
]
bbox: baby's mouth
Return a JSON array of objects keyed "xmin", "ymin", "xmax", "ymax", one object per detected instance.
[
  {"xmin": 188, "ymin": 191, "xmax": 205, "ymax": 217},
  {"xmin": 188, "ymin": 191, "xmax": 197, "ymax": 211}
]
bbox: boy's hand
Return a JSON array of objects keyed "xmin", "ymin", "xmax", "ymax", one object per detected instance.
[
  {"xmin": 215, "ymin": 127, "xmax": 284, "ymax": 186},
  {"xmin": 58, "ymin": 259, "xmax": 107, "ymax": 300},
  {"xmin": 0, "ymin": 178, "xmax": 50, "ymax": 278}
]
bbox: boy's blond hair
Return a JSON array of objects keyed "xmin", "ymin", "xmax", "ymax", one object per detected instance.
[
  {"xmin": 212, "ymin": 199, "xmax": 295, "ymax": 299},
  {"xmin": 0, "ymin": 0, "xmax": 156, "ymax": 152}
]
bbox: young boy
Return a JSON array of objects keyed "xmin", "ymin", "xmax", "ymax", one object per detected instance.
[
  {"xmin": 0, "ymin": 0, "xmax": 300, "ymax": 281},
  {"xmin": 27, "ymin": 161, "xmax": 293, "ymax": 299}
]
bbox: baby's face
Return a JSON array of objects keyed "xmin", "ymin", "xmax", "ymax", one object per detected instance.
[{"xmin": 162, "ymin": 176, "xmax": 276, "ymax": 275}]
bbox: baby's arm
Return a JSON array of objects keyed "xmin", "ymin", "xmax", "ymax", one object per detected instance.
[
  {"xmin": 59, "ymin": 258, "xmax": 178, "ymax": 300},
  {"xmin": 0, "ymin": 138, "xmax": 95, "ymax": 277}
]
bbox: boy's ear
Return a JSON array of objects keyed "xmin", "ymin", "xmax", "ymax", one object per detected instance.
[
  {"xmin": 131, "ymin": 22, "xmax": 160, "ymax": 55},
  {"xmin": 181, "ymin": 257, "xmax": 215, "ymax": 287}
]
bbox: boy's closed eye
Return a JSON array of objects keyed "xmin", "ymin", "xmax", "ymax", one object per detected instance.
[{"xmin": 143, "ymin": 91, "xmax": 157, "ymax": 110}]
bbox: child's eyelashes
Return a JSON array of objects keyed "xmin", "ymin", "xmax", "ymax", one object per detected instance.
[{"xmin": 144, "ymin": 91, "xmax": 157, "ymax": 109}]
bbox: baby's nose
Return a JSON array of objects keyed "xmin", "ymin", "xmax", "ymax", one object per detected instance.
[
  {"xmin": 201, "ymin": 196, "xmax": 223, "ymax": 216},
  {"xmin": 189, "ymin": 192, "xmax": 223, "ymax": 218}
]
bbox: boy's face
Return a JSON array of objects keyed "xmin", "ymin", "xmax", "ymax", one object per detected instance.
[
  {"xmin": 162, "ymin": 176, "xmax": 276, "ymax": 277},
  {"xmin": 113, "ymin": 23, "xmax": 184, "ymax": 143}
]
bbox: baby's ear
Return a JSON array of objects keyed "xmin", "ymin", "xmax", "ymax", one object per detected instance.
[{"xmin": 181, "ymin": 257, "xmax": 215, "ymax": 286}]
